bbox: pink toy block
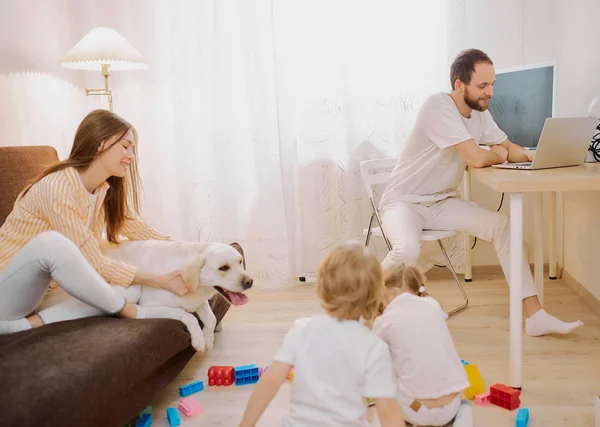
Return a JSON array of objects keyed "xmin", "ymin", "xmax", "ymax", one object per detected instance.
[
  {"xmin": 259, "ymin": 367, "xmax": 264, "ymax": 377},
  {"xmin": 178, "ymin": 397, "xmax": 203, "ymax": 417},
  {"xmin": 474, "ymin": 391, "xmax": 490, "ymax": 405}
]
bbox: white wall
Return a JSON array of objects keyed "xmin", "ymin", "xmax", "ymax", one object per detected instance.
[
  {"xmin": 463, "ymin": 0, "xmax": 557, "ymax": 266},
  {"xmin": 553, "ymin": 0, "xmax": 600, "ymax": 299}
]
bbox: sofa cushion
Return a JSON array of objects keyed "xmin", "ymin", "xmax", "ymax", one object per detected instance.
[
  {"xmin": 0, "ymin": 317, "xmax": 195, "ymax": 426},
  {"xmin": 0, "ymin": 146, "xmax": 59, "ymax": 227}
]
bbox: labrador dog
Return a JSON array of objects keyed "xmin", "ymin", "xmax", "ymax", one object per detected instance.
[{"xmin": 103, "ymin": 240, "xmax": 253, "ymax": 352}]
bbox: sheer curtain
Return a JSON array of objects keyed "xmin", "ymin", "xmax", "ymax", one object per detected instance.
[{"xmin": 0, "ymin": 0, "xmax": 466, "ymax": 288}]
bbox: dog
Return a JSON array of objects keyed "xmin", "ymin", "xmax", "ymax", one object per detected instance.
[{"xmin": 102, "ymin": 240, "xmax": 253, "ymax": 352}]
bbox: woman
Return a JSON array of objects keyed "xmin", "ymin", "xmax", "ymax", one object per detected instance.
[{"xmin": 0, "ymin": 109, "xmax": 194, "ymax": 333}]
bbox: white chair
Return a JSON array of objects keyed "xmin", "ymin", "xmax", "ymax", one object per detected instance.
[{"xmin": 359, "ymin": 158, "xmax": 469, "ymax": 317}]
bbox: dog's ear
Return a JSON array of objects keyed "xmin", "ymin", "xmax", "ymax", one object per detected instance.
[{"xmin": 181, "ymin": 254, "xmax": 206, "ymax": 292}]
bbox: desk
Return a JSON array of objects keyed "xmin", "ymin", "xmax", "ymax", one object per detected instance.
[{"xmin": 467, "ymin": 163, "xmax": 600, "ymax": 388}]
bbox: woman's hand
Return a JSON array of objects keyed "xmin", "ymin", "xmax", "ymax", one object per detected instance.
[
  {"xmin": 134, "ymin": 270, "xmax": 189, "ymax": 296},
  {"xmin": 157, "ymin": 271, "xmax": 189, "ymax": 296}
]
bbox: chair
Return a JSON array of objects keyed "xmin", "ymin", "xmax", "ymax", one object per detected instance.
[{"xmin": 359, "ymin": 158, "xmax": 469, "ymax": 317}]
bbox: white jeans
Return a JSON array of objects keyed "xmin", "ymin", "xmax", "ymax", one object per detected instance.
[
  {"xmin": 380, "ymin": 197, "xmax": 537, "ymax": 299},
  {"xmin": 0, "ymin": 231, "xmax": 126, "ymax": 322},
  {"xmin": 397, "ymin": 394, "xmax": 462, "ymax": 426}
]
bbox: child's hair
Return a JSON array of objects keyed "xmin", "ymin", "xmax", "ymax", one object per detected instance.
[
  {"xmin": 316, "ymin": 241, "xmax": 383, "ymax": 322},
  {"xmin": 382, "ymin": 264, "xmax": 426, "ymax": 294}
]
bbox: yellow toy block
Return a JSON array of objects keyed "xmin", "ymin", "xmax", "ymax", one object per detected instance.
[
  {"xmin": 464, "ymin": 364, "xmax": 484, "ymax": 399},
  {"xmin": 287, "ymin": 368, "xmax": 294, "ymax": 381}
]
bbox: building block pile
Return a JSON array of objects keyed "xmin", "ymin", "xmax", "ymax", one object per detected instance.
[
  {"xmin": 179, "ymin": 380, "xmax": 204, "ymax": 397},
  {"xmin": 464, "ymin": 364, "xmax": 484, "ymax": 399},
  {"xmin": 234, "ymin": 364, "xmax": 261, "ymax": 386},
  {"xmin": 515, "ymin": 407, "xmax": 529, "ymax": 427},
  {"xmin": 166, "ymin": 407, "xmax": 181, "ymax": 427},
  {"xmin": 208, "ymin": 366, "xmax": 235, "ymax": 386},
  {"xmin": 179, "ymin": 397, "xmax": 203, "ymax": 417},
  {"xmin": 489, "ymin": 383, "xmax": 521, "ymax": 411}
]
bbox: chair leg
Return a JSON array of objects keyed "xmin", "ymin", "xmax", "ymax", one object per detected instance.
[
  {"xmin": 437, "ymin": 240, "xmax": 469, "ymax": 317},
  {"xmin": 365, "ymin": 212, "xmax": 375, "ymax": 247}
]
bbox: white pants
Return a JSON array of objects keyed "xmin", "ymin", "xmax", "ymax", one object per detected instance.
[
  {"xmin": 397, "ymin": 394, "xmax": 462, "ymax": 426},
  {"xmin": 380, "ymin": 197, "xmax": 537, "ymax": 299},
  {"xmin": 0, "ymin": 231, "xmax": 127, "ymax": 323}
]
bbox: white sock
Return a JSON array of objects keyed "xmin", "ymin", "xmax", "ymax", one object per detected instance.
[
  {"xmin": 453, "ymin": 400, "xmax": 473, "ymax": 427},
  {"xmin": 0, "ymin": 318, "xmax": 32, "ymax": 334},
  {"xmin": 525, "ymin": 309, "xmax": 583, "ymax": 337}
]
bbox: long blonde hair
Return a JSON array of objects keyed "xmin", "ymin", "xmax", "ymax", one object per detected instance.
[
  {"xmin": 21, "ymin": 109, "xmax": 142, "ymax": 244},
  {"xmin": 316, "ymin": 241, "xmax": 383, "ymax": 322}
]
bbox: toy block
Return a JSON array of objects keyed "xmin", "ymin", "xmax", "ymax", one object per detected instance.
[
  {"xmin": 287, "ymin": 367, "xmax": 294, "ymax": 381},
  {"xmin": 234, "ymin": 364, "xmax": 260, "ymax": 386},
  {"xmin": 179, "ymin": 380, "xmax": 204, "ymax": 397},
  {"xmin": 464, "ymin": 364, "xmax": 484, "ymax": 399},
  {"xmin": 178, "ymin": 397, "xmax": 203, "ymax": 417},
  {"xmin": 166, "ymin": 407, "xmax": 181, "ymax": 427},
  {"xmin": 596, "ymin": 396, "xmax": 600, "ymax": 427},
  {"xmin": 474, "ymin": 391, "xmax": 490, "ymax": 405},
  {"xmin": 208, "ymin": 366, "xmax": 235, "ymax": 386},
  {"xmin": 135, "ymin": 414, "xmax": 152, "ymax": 427},
  {"xmin": 461, "ymin": 359, "xmax": 469, "ymax": 365},
  {"xmin": 515, "ymin": 408, "xmax": 529, "ymax": 427},
  {"xmin": 490, "ymin": 383, "xmax": 521, "ymax": 411},
  {"xmin": 259, "ymin": 367, "xmax": 264, "ymax": 377}
]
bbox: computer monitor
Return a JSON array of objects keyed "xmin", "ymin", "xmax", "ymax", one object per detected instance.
[{"xmin": 488, "ymin": 62, "xmax": 556, "ymax": 148}]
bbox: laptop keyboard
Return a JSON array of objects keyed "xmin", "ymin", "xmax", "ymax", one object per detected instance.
[{"xmin": 510, "ymin": 162, "xmax": 532, "ymax": 166}]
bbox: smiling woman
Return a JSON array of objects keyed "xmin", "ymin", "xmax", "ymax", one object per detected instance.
[{"xmin": 0, "ymin": 109, "xmax": 196, "ymax": 334}]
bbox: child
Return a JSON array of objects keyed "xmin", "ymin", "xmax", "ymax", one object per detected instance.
[
  {"xmin": 372, "ymin": 264, "xmax": 472, "ymax": 427},
  {"xmin": 239, "ymin": 241, "xmax": 406, "ymax": 427}
]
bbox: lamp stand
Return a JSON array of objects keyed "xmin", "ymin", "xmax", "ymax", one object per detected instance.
[{"xmin": 85, "ymin": 64, "xmax": 113, "ymax": 112}]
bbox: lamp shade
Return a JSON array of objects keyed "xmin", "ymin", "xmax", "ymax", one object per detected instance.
[
  {"xmin": 589, "ymin": 96, "xmax": 600, "ymax": 119},
  {"xmin": 59, "ymin": 27, "xmax": 148, "ymax": 71}
]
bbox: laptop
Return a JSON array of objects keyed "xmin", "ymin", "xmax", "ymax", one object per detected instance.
[{"xmin": 491, "ymin": 117, "xmax": 598, "ymax": 170}]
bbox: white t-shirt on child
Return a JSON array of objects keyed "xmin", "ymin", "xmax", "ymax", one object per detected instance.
[
  {"xmin": 274, "ymin": 314, "xmax": 397, "ymax": 427},
  {"xmin": 379, "ymin": 92, "xmax": 507, "ymax": 208},
  {"xmin": 372, "ymin": 293, "xmax": 469, "ymax": 399}
]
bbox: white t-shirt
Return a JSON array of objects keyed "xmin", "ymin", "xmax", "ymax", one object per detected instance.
[
  {"xmin": 274, "ymin": 314, "xmax": 397, "ymax": 427},
  {"xmin": 372, "ymin": 293, "xmax": 469, "ymax": 400},
  {"xmin": 379, "ymin": 92, "xmax": 507, "ymax": 208}
]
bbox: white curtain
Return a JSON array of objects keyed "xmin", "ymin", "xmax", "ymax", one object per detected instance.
[{"xmin": 0, "ymin": 0, "xmax": 466, "ymax": 288}]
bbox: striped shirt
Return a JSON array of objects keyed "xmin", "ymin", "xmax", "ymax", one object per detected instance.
[{"xmin": 0, "ymin": 167, "xmax": 170, "ymax": 286}]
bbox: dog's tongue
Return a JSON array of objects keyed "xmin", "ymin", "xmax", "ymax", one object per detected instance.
[{"xmin": 225, "ymin": 290, "xmax": 248, "ymax": 306}]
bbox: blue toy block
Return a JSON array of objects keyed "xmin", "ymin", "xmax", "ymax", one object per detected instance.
[
  {"xmin": 234, "ymin": 364, "xmax": 260, "ymax": 386},
  {"xmin": 515, "ymin": 408, "xmax": 529, "ymax": 427},
  {"xmin": 461, "ymin": 359, "xmax": 469, "ymax": 365},
  {"xmin": 135, "ymin": 413, "xmax": 152, "ymax": 427},
  {"xmin": 179, "ymin": 380, "xmax": 204, "ymax": 397},
  {"xmin": 167, "ymin": 407, "xmax": 181, "ymax": 427}
]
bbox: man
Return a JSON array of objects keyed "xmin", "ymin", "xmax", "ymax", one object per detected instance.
[{"xmin": 379, "ymin": 48, "xmax": 582, "ymax": 337}]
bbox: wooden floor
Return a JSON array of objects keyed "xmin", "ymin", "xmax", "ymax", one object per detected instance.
[{"xmin": 150, "ymin": 271, "xmax": 600, "ymax": 427}]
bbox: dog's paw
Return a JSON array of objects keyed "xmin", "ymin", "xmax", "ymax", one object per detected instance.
[
  {"xmin": 190, "ymin": 331, "xmax": 206, "ymax": 352},
  {"xmin": 203, "ymin": 330, "xmax": 215, "ymax": 352},
  {"xmin": 180, "ymin": 312, "xmax": 206, "ymax": 352}
]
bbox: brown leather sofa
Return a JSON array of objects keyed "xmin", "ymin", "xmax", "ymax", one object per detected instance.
[{"xmin": 0, "ymin": 146, "xmax": 229, "ymax": 426}]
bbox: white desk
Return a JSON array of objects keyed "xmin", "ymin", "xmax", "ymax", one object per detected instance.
[{"xmin": 466, "ymin": 163, "xmax": 600, "ymax": 388}]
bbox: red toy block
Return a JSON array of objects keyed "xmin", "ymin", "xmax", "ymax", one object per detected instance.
[
  {"xmin": 489, "ymin": 383, "xmax": 520, "ymax": 411},
  {"xmin": 208, "ymin": 366, "xmax": 235, "ymax": 386}
]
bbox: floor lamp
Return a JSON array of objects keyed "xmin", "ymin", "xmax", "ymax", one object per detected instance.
[{"xmin": 59, "ymin": 27, "xmax": 148, "ymax": 112}]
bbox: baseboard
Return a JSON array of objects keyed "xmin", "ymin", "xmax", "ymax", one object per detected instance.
[
  {"xmin": 561, "ymin": 269, "xmax": 600, "ymax": 317},
  {"xmin": 427, "ymin": 263, "xmax": 559, "ymax": 279}
]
